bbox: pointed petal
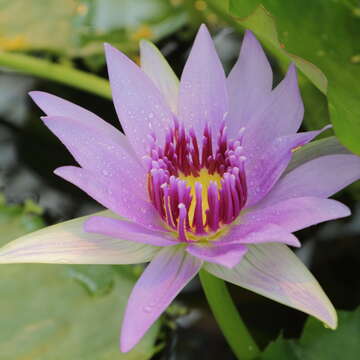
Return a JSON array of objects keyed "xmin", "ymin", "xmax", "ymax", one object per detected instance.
[
  {"xmin": 243, "ymin": 64, "xmax": 304, "ymax": 160},
  {"xmin": 105, "ymin": 43, "xmax": 174, "ymax": 160},
  {"xmin": 42, "ymin": 115, "xmax": 146, "ymax": 198},
  {"xmin": 178, "ymin": 24, "xmax": 228, "ymax": 142},
  {"xmin": 84, "ymin": 216, "xmax": 176, "ymax": 247},
  {"xmin": 0, "ymin": 214, "xmax": 159, "ymax": 264},
  {"xmin": 29, "ymin": 91, "xmax": 136, "ymax": 157},
  {"xmin": 140, "ymin": 40, "xmax": 179, "ymax": 113},
  {"xmin": 245, "ymin": 127, "xmax": 330, "ymax": 206},
  {"xmin": 204, "ymin": 243, "xmax": 337, "ymax": 329},
  {"xmin": 244, "ymin": 197, "xmax": 351, "ymax": 233},
  {"xmin": 262, "ymin": 154, "xmax": 360, "ymax": 206},
  {"xmin": 55, "ymin": 166, "xmax": 162, "ymax": 230},
  {"xmin": 227, "ymin": 30, "xmax": 273, "ymax": 133},
  {"xmin": 120, "ymin": 246, "xmax": 202, "ymax": 352},
  {"xmin": 186, "ymin": 243, "xmax": 247, "ymax": 268},
  {"xmin": 222, "ymin": 223, "xmax": 300, "ymax": 247},
  {"xmin": 268, "ymin": 64, "xmax": 304, "ymax": 134}
]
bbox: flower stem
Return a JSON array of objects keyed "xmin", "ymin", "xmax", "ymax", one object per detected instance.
[
  {"xmin": 0, "ymin": 51, "xmax": 112, "ymax": 99},
  {"xmin": 199, "ymin": 269, "xmax": 260, "ymax": 360}
]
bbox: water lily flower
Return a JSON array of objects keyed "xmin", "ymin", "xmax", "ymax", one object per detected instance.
[{"xmin": 1, "ymin": 25, "xmax": 360, "ymax": 352}]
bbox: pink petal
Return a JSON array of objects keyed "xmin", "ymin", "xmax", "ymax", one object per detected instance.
[
  {"xmin": 243, "ymin": 64, "xmax": 304, "ymax": 160},
  {"xmin": 245, "ymin": 127, "xmax": 330, "ymax": 207},
  {"xmin": 262, "ymin": 154, "xmax": 360, "ymax": 206},
  {"xmin": 243, "ymin": 196, "xmax": 351, "ymax": 233},
  {"xmin": 140, "ymin": 40, "xmax": 179, "ymax": 113},
  {"xmin": 0, "ymin": 212, "xmax": 159, "ymax": 264},
  {"xmin": 204, "ymin": 243, "xmax": 337, "ymax": 329},
  {"xmin": 55, "ymin": 166, "xmax": 162, "ymax": 230},
  {"xmin": 178, "ymin": 24, "xmax": 228, "ymax": 144},
  {"xmin": 120, "ymin": 246, "xmax": 202, "ymax": 352},
  {"xmin": 84, "ymin": 216, "xmax": 176, "ymax": 246},
  {"xmin": 222, "ymin": 223, "xmax": 300, "ymax": 247},
  {"xmin": 29, "ymin": 91, "xmax": 136, "ymax": 157},
  {"xmin": 41, "ymin": 115, "xmax": 146, "ymax": 199},
  {"xmin": 186, "ymin": 242, "xmax": 247, "ymax": 268},
  {"xmin": 227, "ymin": 30, "xmax": 273, "ymax": 134},
  {"xmin": 104, "ymin": 43, "xmax": 174, "ymax": 160}
]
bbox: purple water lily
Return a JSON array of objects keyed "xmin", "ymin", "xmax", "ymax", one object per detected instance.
[{"xmin": 1, "ymin": 25, "xmax": 360, "ymax": 352}]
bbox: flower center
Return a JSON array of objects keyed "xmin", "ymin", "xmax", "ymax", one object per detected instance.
[
  {"xmin": 178, "ymin": 168, "xmax": 222, "ymax": 222},
  {"xmin": 146, "ymin": 120, "xmax": 247, "ymax": 241}
]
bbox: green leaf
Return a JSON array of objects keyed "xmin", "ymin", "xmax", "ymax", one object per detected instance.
[
  {"xmin": 0, "ymin": 0, "xmax": 78, "ymax": 53},
  {"xmin": 260, "ymin": 337, "xmax": 301, "ymax": 360},
  {"xmin": 0, "ymin": 196, "xmax": 45, "ymax": 243},
  {"xmin": 225, "ymin": 0, "xmax": 360, "ymax": 154},
  {"xmin": 261, "ymin": 307, "xmax": 360, "ymax": 360},
  {"xmin": 65, "ymin": 264, "xmax": 115, "ymax": 297},
  {"xmin": 0, "ymin": 197, "xmax": 160, "ymax": 359},
  {"xmin": 0, "ymin": 0, "xmax": 187, "ymax": 61}
]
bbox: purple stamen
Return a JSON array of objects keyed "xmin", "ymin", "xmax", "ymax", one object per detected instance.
[{"xmin": 178, "ymin": 203, "xmax": 188, "ymax": 242}]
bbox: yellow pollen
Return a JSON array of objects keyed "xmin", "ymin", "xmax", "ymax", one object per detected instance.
[
  {"xmin": 131, "ymin": 25, "xmax": 154, "ymax": 41},
  {"xmin": 179, "ymin": 168, "xmax": 222, "ymax": 223},
  {"xmin": 0, "ymin": 35, "xmax": 27, "ymax": 51}
]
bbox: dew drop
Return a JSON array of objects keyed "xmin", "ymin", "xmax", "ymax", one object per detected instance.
[{"xmin": 143, "ymin": 305, "xmax": 152, "ymax": 313}]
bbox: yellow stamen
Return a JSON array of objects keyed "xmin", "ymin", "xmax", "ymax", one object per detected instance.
[{"xmin": 179, "ymin": 168, "xmax": 222, "ymax": 223}]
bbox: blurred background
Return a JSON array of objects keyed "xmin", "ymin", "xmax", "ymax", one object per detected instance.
[{"xmin": 0, "ymin": 1, "xmax": 359, "ymax": 359}]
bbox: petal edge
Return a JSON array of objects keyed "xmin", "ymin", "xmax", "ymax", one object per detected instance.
[{"xmin": 204, "ymin": 243, "xmax": 337, "ymax": 329}]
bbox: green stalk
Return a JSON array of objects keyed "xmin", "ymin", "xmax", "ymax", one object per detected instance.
[
  {"xmin": 199, "ymin": 269, "xmax": 260, "ymax": 360},
  {"xmin": 0, "ymin": 51, "xmax": 111, "ymax": 99}
]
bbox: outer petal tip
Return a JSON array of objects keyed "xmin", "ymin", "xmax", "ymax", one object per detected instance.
[
  {"xmin": 340, "ymin": 204, "xmax": 351, "ymax": 217},
  {"xmin": 287, "ymin": 62, "xmax": 297, "ymax": 76},
  {"xmin": 195, "ymin": 23, "xmax": 213, "ymax": 44},
  {"xmin": 53, "ymin": 166, "xmax": 74, "ymax": 178},
  {"xmin": 28, "ymin": 90, "xmax": 41, "ymax": 99},
  {"xmin": 244, "ymin": 29, "xmax": 256, "ymax": 41},
  {"xmin": 139, "ymin": 38, "xmax": 150, "ymax": 48},
  {"xmin": 28, "ymin": 90, "xmax": 51, "ymax": 104},
  {"xmin": 290, "ymin": 235, "xmax": 301, "ymax": 248},
  {"xmin": 326, "ymin": 307, "xmax": 338, "ymax": 330},
  {"xmin": 103, "ymin": 42, "xmax": 112, "ymax": 50},
  {"xmin": 40, "ymin": 115, "xmax": 49, "ymax": 123},
  {"xmin": 199, "ymin": 23, "xmax": 209, "ymax": 33},
  {"xmin": 104, "ymin": 43, "xmax": 122, "ymax": 60},
  {"xmin": 119, "ymin": 334, "xmax": 134, "ymax": 353}
]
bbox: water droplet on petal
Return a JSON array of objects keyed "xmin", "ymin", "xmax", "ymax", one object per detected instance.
[{"xmin": 143, "ymin": 305, "xmax": 152, "ymax": 313}]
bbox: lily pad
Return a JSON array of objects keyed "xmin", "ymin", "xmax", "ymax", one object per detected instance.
[
  {"xmin": 0, "ymin": 197, "xmax": 160, "ymax": 359},
  {"xmin": 261, "ymin": 307, "xmax": 360, "ymax": 360}
]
